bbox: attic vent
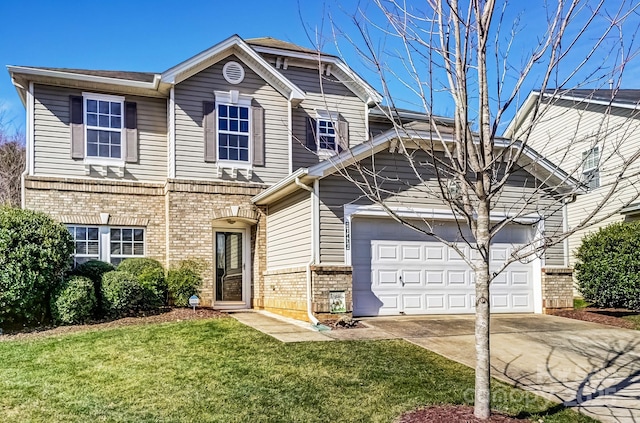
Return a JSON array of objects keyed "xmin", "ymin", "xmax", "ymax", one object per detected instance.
[{"xmin": 223, "ymin": 61, "xmax": 245, "ymax": 84}]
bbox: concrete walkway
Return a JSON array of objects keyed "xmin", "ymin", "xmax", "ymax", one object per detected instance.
[{"xmin": 229, "ymin": 310, "xmax": 333, "ymax": 342}]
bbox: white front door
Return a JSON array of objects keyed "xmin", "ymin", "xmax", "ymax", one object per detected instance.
[{"xmin": 213, "ymin": 228, "xmax": 250, "ymax": 309}]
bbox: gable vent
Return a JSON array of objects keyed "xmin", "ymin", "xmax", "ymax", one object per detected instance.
[{"xmin": 223, "ymin": 61, "xmax": 245, "ymax": 85}]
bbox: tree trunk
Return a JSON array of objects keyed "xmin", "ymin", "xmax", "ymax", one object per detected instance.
[{"xmin": 474, "ymin": 201, "xmax": 491, "ymax": 419}]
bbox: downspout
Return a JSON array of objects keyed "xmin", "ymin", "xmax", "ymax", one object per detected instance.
[
  {"xmin": 20, "ymin": 81, "xmax": 34, "ymax": 208},
  {"xmin": 295, "ymin": 177, "xmax": 320, "ymax": 326}
]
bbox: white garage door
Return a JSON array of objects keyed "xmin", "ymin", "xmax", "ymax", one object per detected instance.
[{"xmin": 352, "ymin": 218, "xmax": 535, "ymax": 316}]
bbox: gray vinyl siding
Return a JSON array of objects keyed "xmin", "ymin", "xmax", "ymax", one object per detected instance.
[
  {"xmin": 318, "ymin": 149, "xmax": 565, "ymax": 265},
  {"xmin": 266, "ymin": 189, "xmax": 311, "ymax": 269},
  {"xmin": 278, "ymin": 67, "xmax": 367, "ymax": 169},
  {"xmin": 33, "ymin": 84, "xmax": 167, "ymax": 181},
  {"xmin": 514, "ymin": 100, "xmax": 640, "ymax": 265},
  {"xmin": 174, "ymin": 55, "xmax": 289, "ymax": 184}
]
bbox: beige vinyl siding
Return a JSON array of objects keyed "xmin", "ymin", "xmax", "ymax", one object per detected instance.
[
  {"xmin": 174, "ymin": 55, "xmax": 289, "ymax": 184},
  {"xmin": 33, "ymin": 84, "xmax": 167, "ymax": 182},
  {"xmin": 515, "ymin": 100, "xmax": 640, "ymax": 264},
  {"xmin": 278, "ymin": 67, "xmax": 367, "ymax": 169},
  {"xmin": 266, "ymin": 189, "xmax": 311, "ymax": 269},
  {"xmin": 318, "ymin": 149, "xmax": 565, "ymax": 265}
]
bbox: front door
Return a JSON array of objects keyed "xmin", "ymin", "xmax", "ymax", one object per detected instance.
[{"xmin": 214, "ymin": 230, "xmax": 248, "ymax": 307}]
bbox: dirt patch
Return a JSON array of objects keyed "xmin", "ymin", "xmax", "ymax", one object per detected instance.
[
  {"xmin": 549, "ymin": 308, "xmax": 637, "ymax": 329},
  {"xmin": 0, "ymin": 308, "xmax": 227, "ymax": 342},
  {"xmin": 396, "ymin": 405, "xmax": 527, "ymax": 423}
]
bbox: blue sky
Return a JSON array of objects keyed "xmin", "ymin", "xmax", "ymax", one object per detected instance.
[{"xmin": 1, "ymin": 0, "xmax": 638, "ymax": 134}]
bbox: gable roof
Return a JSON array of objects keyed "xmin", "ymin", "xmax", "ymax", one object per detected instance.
[
  {"xmin": 252, "ymin": 126, "xmax": 582, "ymax": 205},
  {"xmin": 246, "ymin": 37, "xmax": 330, "ymax": 56},
  {"xmin": 161, "ymin": 34, "xmax": 306, "ymax": 104},
  {"xmin": 9, "ymin": 67, "xmax": 158, "ymax": 83},
  {"xmin": 503, "ymin": 89, "xmax": 640, "ymax": 137}
]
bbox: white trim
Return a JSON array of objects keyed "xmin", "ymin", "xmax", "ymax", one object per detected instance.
[
  {"xmin": 161, "ymin": 35, "xmax": 305, "ymax": 102},
  {"xmin": 287, "ymin": 99, "xmax": 293, "ymax": 174},
  {"xmin": 563, "ymin": 202, "xmax": 570, "ymax": 267},
  {"xmin": 215, "ymin": 93, "xmax": 253, "ymax": 167},
  {"xmin": 343, "ymin": 204, "xmax": 541, "ymax": 224},
  {"xmin": 7, "ymin": 65, "xmax": 161, "ymax": 90},
  {"xmin": 364, "ymin": 102, "xmax": 370, "ymax": 141},
  {"xmin": 532, "ymin": 219, "xmax": 545, "ymax": 314},
  {"xmin": 82, "ymin": 92, "xmax": 125, "ymax": 164},
  {"xmin": 27, "ymin": 81, "xmax": 34, "ymax": 176},
  {"xmin": 249, "ymin": 45, "xmax": 382, "ymax": 104},
  {"xmin": 313, "ymin": 179, "xmax": 320, "ymax": 263},
  {"xmin": 168, "ymin": 87, "xmax": 176, "ymax": 179}
]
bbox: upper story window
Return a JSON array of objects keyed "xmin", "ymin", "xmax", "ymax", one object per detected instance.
[
  {"xmin": 70, "ymin": 92, "xmax": 137, "ymax": 167},
  {"xmin": 317, "ymin": 119, "xmax": 336, "ymax": 151},
  {"xmin": 84, "ymin": 94, "xmax": 124, "ymax": 159},
  {"xmin": 218, "ymin": 104, "xmax": 249, "ymax": 162},
  {"xmin": 306, "ymin": 110, "xmax": 349, "ymax": 158},
  {"xmin": 582, "ymin": 147, "xmax": 600, "ymax": 190}
]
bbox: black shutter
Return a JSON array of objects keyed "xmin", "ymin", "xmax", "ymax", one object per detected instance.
[
  {"xmin": 69, "ymin": 95, "xmax": 84, "ymax": 159},
  {"xmin": 203, "ymin": 101, "xmax": 216, "ymax": 162},
  {"xmin": 124, "ymin": 102, "xmax": 138, "ymax": 163},
  {"xmin": 306, "ymin": 117, "xmax": 317, "ymax": 151},
  {"xmin": 252, "ymin": 105, "xmax": 264, "ymax": 166}
]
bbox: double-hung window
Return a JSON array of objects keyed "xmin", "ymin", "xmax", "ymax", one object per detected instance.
[
  {"xmin": 84, "ymin": 93, "xmax": 124, "ymax": 160},
  {"xmin": 582, "ymin": 147, "xmax": 600, "ymax": 190},
  {"xmin": 218, "ymin": 104, "xmax": 250, "ymax": 162},
  {"xmin": 215, "ymin": 90, "xmax": 252, "ymax": 165},
  {"xmin": 68, "ymin": 225, "xmax": 145, "ymax": 267}
]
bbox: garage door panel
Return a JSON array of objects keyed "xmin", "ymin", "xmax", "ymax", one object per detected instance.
[
  {"xmin": 401, "ymin": 245, "xmax": 422, "ymax": 260},
  {"xmin": 401, "ymin": 270, "xmax": 422, "ymax": 285},
  {"xmin": 426, "ymin": 271, "xmax": 445, "ymax": 285},
  {"xmin": 352, "ymin": 218, "xmax": 535, "ymax": 316},
  {"xmin": 447, "ymin": 270, "xmax": 467, "ymax": 285}
]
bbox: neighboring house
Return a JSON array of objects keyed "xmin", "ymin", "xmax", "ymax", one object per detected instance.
[
  {"xmin": 504, "ymin": 89, "xmax": 640, "ymax": 268},
  {"xmin": 8, "ymin": 35, "xmax": 574, "ymax": 321}
]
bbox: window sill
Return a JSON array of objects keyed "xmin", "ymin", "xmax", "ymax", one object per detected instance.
[
  {"xmin": 84, "ymin": 157, "xmax": 125, "ymax": 167},
  {"xmin": 217, "ymin": 160, "xmax": 253, "ymax": 170},
  {"xmin": 318, "ymin": 149, "xmax": 338, "ymax": 159}
]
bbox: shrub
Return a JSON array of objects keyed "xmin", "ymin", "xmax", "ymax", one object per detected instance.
[
  {"xmin": 0, "ymin": 207, "xmax": 74, "ymax": 326},
  {"xmin": 575, "ymin": 221, "xmax": 640, "ymax": 311},
  {"xmin": 51, "ymin": 276, "xmax": 96, "ymax": 325},
  {"xmin": 167, "ymin": 260, "xmax": 204, "ymax": 306},
  {"xmin": 101, "ymin": 271, "xmax": 146, "ymax": 318},
  {"xmin": 71, "ymin": 260, "xmax": 115, "ymax": 316},
  {"xmin": 118, "ymin": 258, "xmax": 167, "ymax": 307}
]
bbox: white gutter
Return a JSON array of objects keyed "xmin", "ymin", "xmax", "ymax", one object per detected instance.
[
  {"xmin": 7, "ymin": 65, "xmax": 161, "ymax": 90},
  {"xmin": 288, "ymin": 99, "xmax": 293, "ymax": 174},
  {"xmin": 295, "ymin": 177, "xmax": 320, "ymax": 326},
  {"xmin": 20, "ymin": 81, "xmax": 34, "ymax": 208},
  {"xmin": 252, "ymin": 167, "xmax": 308, "ymax": 204}
]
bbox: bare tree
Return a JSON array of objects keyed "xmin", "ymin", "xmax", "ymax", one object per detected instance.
[
  {"xmin": 0, "ymin": 112, "xmax": 25, "ymax": 208},
  {"xmin": 315, "ymin": 0, "xmax": 640, "ymax": 419}
]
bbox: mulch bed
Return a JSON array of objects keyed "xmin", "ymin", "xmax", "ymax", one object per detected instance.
[
  {"xmin": 320, "ymin": 318, "xmax": 367, "ymax": 330},
  {"xmin": 0, "ymin": 308, "xmax": 227, "ymax": 342},
  {"xmin": 396, "ymin": 405, "xmax": 526, "ymax": 423},
  {"xmin": 549, "ymin": 307, "xmax": 637, "ymax": 329}
]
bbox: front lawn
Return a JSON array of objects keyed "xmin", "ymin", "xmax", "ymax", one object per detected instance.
[{"xmin": 0, "ymin": 318, "xmax": 595, "ymax": 422}]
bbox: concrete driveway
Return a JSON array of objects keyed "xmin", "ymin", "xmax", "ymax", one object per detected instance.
[{"xmin": 362, "ymin": 314, "xmax": 640, "ymax": 423}]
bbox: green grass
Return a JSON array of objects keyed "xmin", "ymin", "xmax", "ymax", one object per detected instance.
[
  {"xmin": 0, "ymin": 318, "xmax": 596, "ymax": 423},
  {"xmin": 573, "ymin": 298, "xmax": 591, "ymax": 310},
  {"xmin": 622, "ymin": 314, "xmax": 640, "ymax": 330}
]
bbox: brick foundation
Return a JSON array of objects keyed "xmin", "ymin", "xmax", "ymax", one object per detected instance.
[
  {"xmin": 541, "ymin": 267, "xmax": 574, "ymax": 312},
  {"xmin": 311, "ymin": 265, "xmax": 353, "ymax": 319},
  {"xmin": 262, "ymin": 267, "xmax": 308, "ymax": 320}
]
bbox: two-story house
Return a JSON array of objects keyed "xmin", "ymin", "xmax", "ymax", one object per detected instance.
[
  {"xmin": 504, "ymin": 89, "xmax": 640, "ymax": 268},
  {"xmin": 9, "ymin": 35, "xmax": 576, "ymax": 321}
]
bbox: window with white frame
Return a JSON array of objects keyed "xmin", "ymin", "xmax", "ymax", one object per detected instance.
[
  {"xmin": 67, "ymin": 225, "xmax": 145, "ymax": 267},
  {"xmin": 582, "ymin": 147, "xmax": 600, "ymax": 190},
  {"xmin": 317, "ymin": 119, "xmax": 336, "ymax": 151},
  {"xmin": 110, "ymin": 228, "xmax": 145, "ymax": 265},
  {"xmin": 84, "ymin": 94, "xmax": 124, "ymax": 159},
  {"xmin": 68, "ymin": 226, "xmax": 100, "ymax": 267},
  {"xmin": 218, "ymin": 104, "xmax": 250, "ymax": 162},
  {"xmin": 215, "ymin": 90, "xmax": 252, "ymax": 164}
]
